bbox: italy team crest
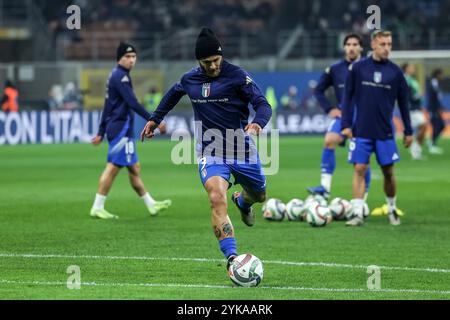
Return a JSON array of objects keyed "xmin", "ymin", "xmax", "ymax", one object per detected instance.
[
  {"xmin": 202, "ymin": 83, "xmax": 211, "ymax": 98},
  {"xmin": 373, "ymin": 71, "xmax": 382, "ymax": 83}
]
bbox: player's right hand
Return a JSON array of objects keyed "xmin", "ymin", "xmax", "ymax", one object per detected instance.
[
  {"xmin": 341, "ymin": 128, "xmax": 353, "ymax": 138},
  {"xmin": 141, "ymin": 120, "xmax": 159, "ymax": 141},
  {"xmin": 403, "ymin": 135, "xmax": 413, "ymax": 148},
  {"xmin": 328, "ymin": 108, "xmax": 342, "ymax": 118},
  {"xmin": 91, "ymin": 135, "xmax": 103, "ymax": 146},
  {"xmin": 158, "ymin": 122, "xmax": 167, "ymax": 135}
]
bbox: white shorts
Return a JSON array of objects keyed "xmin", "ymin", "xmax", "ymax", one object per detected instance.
[{"xmin": 410, "ymin": 110, "xmax": 427, "ymax": 129}]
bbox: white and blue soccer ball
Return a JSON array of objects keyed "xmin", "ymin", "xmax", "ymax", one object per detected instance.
[
  {"xmin": 262, "ymin": 198, "xmax": 286, "ymax": 221},
  {"xmin": 305, "ymin": 201, "xmax": 332, "ymax": 227},
  {"xmin": 329, "ymin": 197, "xmax": 353, "ymax": 221},
  {"xmin": 228, "ymin": 253, "xmax": 264, "ymax": 287},
  {"xmin": 347, "ymin": 200, "xmax": 370, "ymax": 220},
  {"xmin": 305, "ymin": 194, "xmax": 327, "ymax": 207},
  {"xmin": 286, "ymin": 198, "xmax": 305, "ymax": 221}
]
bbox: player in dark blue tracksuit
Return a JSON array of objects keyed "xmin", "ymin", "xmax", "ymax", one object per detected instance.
[
  {"xmin": 141, "ymin": 28, "xmax": 272, "ymax": 272},
  {"xmin": 341, "ymin": 30, "xmax": 413, "ymax": 226},
  {"xmin": 90, "ymin": 42, "xmax": 171, "ymax": 219},
  {"xmin": 426, "ymin": 68, "xmax": 446, "ymax": 154},
  {"xmin": 307, "ymin": 34, "xmax": 371, "ymax": 200}
]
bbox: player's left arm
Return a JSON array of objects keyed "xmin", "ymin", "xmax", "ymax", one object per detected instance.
[
  {"xmin": 92, "ymin": 98, "xmax": 110, "ymax": 145},
  {"xmin": 114, "ymin": 77, "xmax": 152, "ymax": 121},
  {"xmin": 340, "ymin": 64, "xmax": 356, "ymax": 138},
  {"xmin": 314, "ymin": 67, "xmax": 335, "ymax": 114},
  {"xmin": 238, "ymin": 72, "xmax": 272, "ymax": 135},
  {"xmin": 397, "ymin": 70, "xmax": 413, "ymax": 148}
]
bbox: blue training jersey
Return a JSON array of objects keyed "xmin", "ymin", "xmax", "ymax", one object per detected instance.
[
  {"xmin": 150, "ymin": 60, "xmax": 272, "ymax": 159},
  {"xmin": 97, "ymin": 65, "xmax": 152, "ymax": 141},
  {"xmin": 341, "ymin": 56, "xmax": 413, "ymax": 140},
  {"xmin": 314, "ymin": 59, "xmax": 353, "ymax": 113}
]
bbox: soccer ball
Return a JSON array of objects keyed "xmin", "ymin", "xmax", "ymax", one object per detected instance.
[
  {"xmin": 305, "ymin": 194, "xmax": 327, "ymax": 206},
  {"xmin": 362, "ymin": 202, "xmax": 370, "ymax": 219},
  {"xmin": 347, "ymin": 200, "xmax": 370, "ymax": 220},
  {"xmin": 228, "ymin": 253, "xmax": 264, "ymax": 287},
  {"xmin": 305, "ymin": 201, "xmax": 332, "ymax": 227},
  {"xmin": 329, "ymin": 197, "xmax": 352, "ymax": 221},
  {"xmin": 286, "ymin": 198, "xmax": 305, "ymax": 221},
  {"xmin": 262, "ymin": 198, "xmax": 286, "ymax": 221}
]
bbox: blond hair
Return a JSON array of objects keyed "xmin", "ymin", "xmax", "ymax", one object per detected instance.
[{"xmin": 371, "ymin": 30, "xmax": 392, "ymax": 40}]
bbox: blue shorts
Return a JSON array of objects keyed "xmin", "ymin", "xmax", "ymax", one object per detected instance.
[
  {"xmin": 198, "ymin": 156, "xmax": 266, "ymax": 192},
  {"xmin": 348, "ymin": 137, "xmax": 400, "ymax": 166},
  {"xmin": 327, "ymin": 117, "xmax": 344, "ymax": 136},
  {"xmin": 107, "ymin": 135, "xmax": 138, "ymax": 167}
]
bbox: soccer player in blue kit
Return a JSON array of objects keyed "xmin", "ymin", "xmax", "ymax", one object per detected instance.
[
  {"xmin": 307, "ymin": 34, "xmax": 372, "ymax": 200},
  {"xmin": 341, "ymin": 30, "xmax": 413, "ymax": 226},
  {"xmin": 90, "ymin": 42, "xmax": 171, "ymax": 219},
  {"xmin": 141, "ymin": 28, "xmax": 272, "ymax": 269}
]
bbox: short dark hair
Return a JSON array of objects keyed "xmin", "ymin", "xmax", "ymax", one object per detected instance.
[
  {"xmin": 4, "ymin": 79, "xmax": 14, "ymax": 88},
  {"xmin": 401, "ymin": 63, "xmax": 410, "ymax": 72},
  {"xmin": 432, "ymin": 68, "xmax": 443, "ymax": 78},
  {"xmin": 343, "ymin": 34, "xmax": 363, "ymax": 47}
]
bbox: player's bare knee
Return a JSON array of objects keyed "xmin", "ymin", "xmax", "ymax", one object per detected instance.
[
  {"xmin": 106, "ymin": 164, "xmax": 121, "ymax": 177},
  {"xmin": 209, "ymin": 190, "xmax": 227, "ymax": 209},
  {"xmin": 128, "ymin": 164, "xmax": 141, "ymax": 176},
  {"xmin": 355, "ymin": 164, "xmax": 368, "ymax": 176},
  {"xmin": 324, "ymin": 139, "xmax": 338, "ymax": 149}
]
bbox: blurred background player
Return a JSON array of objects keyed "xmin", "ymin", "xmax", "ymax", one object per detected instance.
[
  {"xmin": 341, "ymin": 30, "xmax": 413, "ymax": 227},
  {"xmin": 402, "ymin": 63, "xmax": 427, "ymax": 160},
  {"xmin": 426, "ymin": 68, "xmax": 446, "ymax": 155},
  {"xmin": 141, "ymin": 28, "xmax": 272, "ymax": 270},
  {"xmin": 90, "ymin": 42, "xmax": 171, "ymax": 219},
  {"xmin": 143, "ymin": 86, "xmax": 162, "ymax": 112},
  {"xmin": 307, "ymin": 34, "xmax": 371, "ymax": 200},
  {"xmin": 1, "ymin": 80, "xmax": 19, "ymax": 112}
]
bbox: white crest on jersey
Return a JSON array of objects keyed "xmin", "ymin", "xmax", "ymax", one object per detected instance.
[
  {"xmin": 431, "ymin": 79, "xmax": 439, "ymax": 90},
  {"xmin": 121, "ymin": 75, "xmax": 130, "ymax": 83},
  {"xmin": 374, "ymin": 71, "xmax": 382, "ymax": 83},
  {"xmin": 325, "ymin": 67, "xmax": 330, "ymax": 74}
]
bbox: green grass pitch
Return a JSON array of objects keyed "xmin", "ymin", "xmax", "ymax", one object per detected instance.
[{"xmin": 0, "ymin": 137, "xmax": 449, "ymax": 299}]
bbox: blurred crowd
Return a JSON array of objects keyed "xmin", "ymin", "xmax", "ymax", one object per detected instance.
[
  {"xmin": 36, "ymin": 0, "xmax": 450, "ymax": 50},
  {"xmin": 48, "ymin": 82, "xmax": 84, "ymax": 111}
]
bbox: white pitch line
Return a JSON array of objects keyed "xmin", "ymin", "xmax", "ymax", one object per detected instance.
[
  {"xmin": 1, "ymin": 252, "xmax": 449, "ymax": 274},
  {"xmin": 0, "ymin": 279, "xmax": 449, "ymax": 295}
]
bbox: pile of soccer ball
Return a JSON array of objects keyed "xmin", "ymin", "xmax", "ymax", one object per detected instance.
[{"xmin": 261, "ymin": 196, "xmax": 369, "ymax": 227}]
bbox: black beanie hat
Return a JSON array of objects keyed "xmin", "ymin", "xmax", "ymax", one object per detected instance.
[
  {"xmin": 195, "ymin": 27, "xmax": 223, "ymax": 60},
  {"xmin": 117, "ymin": 42, "xmax": 137, "ymax": 61}
]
